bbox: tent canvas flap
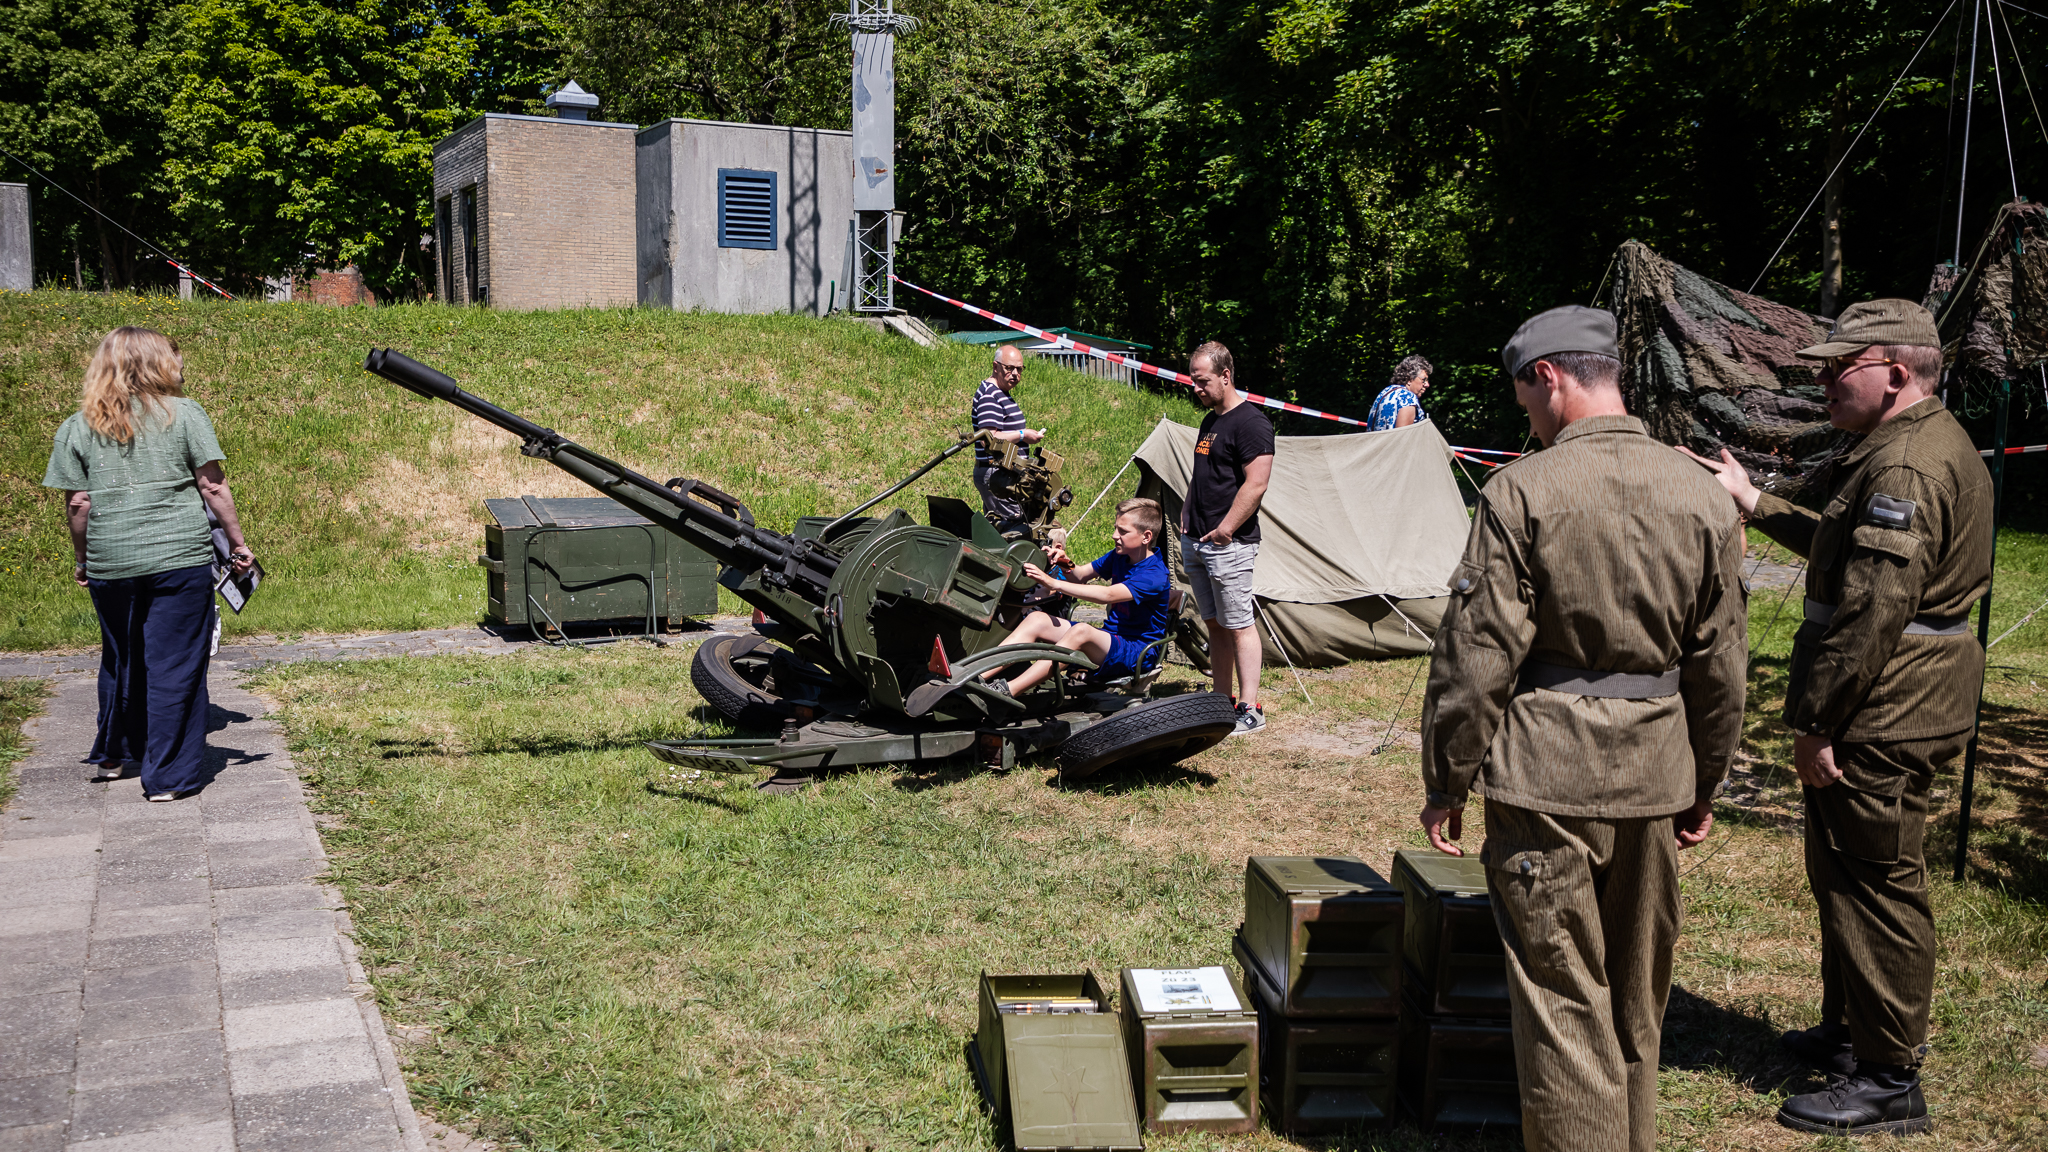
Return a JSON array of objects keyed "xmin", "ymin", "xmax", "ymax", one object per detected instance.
[{"xmin": 1131, "ymin": 416, "xmax": 1470, "ymax": 603}]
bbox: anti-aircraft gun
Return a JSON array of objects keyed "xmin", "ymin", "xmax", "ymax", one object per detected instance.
[{"xmin": 364, "ymin": 349, "xmax": 1235, "ymax": 786}]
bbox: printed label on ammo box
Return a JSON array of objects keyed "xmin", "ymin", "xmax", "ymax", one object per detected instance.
[{"xmin": 1129, "ymin": 966, "xmax": 1242, "ymax": 1014}]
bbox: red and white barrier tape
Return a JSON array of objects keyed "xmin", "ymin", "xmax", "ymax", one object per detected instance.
[
  {"xmin": 891, "ymin": 275, "xmax": 1372, "ymax": 427},
  {"xmin": 1982, "ymin": 443, "xmax": 2048, "ymax": 457},
  {"xmin": 164, "ymin": 256, "xmax": 235, "ymax": 301},
  {"xmin": 889, "ymin": 275, "xmax": 1530, "ymax": 466}
]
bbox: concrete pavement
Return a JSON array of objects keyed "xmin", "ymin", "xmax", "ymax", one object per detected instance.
[{"xmin": 0, "ymin": 672, "xmax": 424, "ymax": 1152}]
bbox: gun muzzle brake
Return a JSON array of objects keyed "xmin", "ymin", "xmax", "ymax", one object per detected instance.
[{"xmin": 364, "ymin": 348, "xmax": 462, "ymax": 401}]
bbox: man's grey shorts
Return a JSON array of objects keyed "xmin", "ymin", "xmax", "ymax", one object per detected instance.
[{"xmin": 1182, "ymin": 535, "xmax": 1259, "ymax": 630}]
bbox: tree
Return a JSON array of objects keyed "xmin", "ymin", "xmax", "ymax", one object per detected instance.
[
  {"xmin": 559, "ymin": 0, "xmax": 844, "ymax": 126},
  {"xmin": 162, "ymin": 0, "xmax": 560, "ymax": 296},
  {"xmin": 0, "ymin": 0, "xmax": 183, "ymax": 288}
]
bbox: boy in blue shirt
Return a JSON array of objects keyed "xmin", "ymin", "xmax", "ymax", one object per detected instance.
[{"xmin": 983, "ymin": 498, "xmax": 1173, "ymax": 696}]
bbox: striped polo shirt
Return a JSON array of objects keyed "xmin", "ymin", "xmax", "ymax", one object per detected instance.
[{"xmin": 971, "ymin": 377, "xmax": 1026, "ymax": 468}]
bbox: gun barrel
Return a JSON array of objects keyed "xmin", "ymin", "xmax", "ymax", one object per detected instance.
[
  {"xmin": 364, "ymin": 348, "xmax": 841, "ymax": 597},
  {"xmin": 365, "ymin": 348, "xmax": 554, "ymax": 444}
]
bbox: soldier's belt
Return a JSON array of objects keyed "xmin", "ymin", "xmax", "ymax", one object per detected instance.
[
  {"xmin": 1517, "ymin": 661, "xmax": 1681, "ymax": 699},
  {"xmin": 1803, "ymin": 599, "xmax": 1971, "ymax": 636}
]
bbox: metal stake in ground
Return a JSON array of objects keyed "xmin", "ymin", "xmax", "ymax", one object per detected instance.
[{"xmin": 1955, "ymin": 373, "xmax": 2011, "ymax": 881}]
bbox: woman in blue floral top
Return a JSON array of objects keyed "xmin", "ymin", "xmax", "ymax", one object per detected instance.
[{"xmin": 1367, "ymin": 354, "xmax": 1433, "ymax": 431}]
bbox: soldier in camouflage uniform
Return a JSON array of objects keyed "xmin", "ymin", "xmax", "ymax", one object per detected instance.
[
  {"xmin": 1682, "ymin": 299, "xmax": 1993, "ymax": 1137},
  {"xmin": 1418, "ymin": 306, "xmax": 1748, "ymax": 1152}
]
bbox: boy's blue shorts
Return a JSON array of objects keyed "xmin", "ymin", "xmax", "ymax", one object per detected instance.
[{"xmin": 1097, "ymin": 634, "xmax": 1155, "ymax": 681}]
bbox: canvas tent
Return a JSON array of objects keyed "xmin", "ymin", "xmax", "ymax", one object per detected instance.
[{"xmin": 1129, "ymin": 417, "xmax": 1471, "ymax": 665}]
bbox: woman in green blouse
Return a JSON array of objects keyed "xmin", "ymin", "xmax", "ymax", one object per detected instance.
[{"xmin": 43, "ymin": 327, "xmax": 254, "ymax": 801}]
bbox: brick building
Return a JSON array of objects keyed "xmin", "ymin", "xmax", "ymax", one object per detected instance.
[
  {"xmin": 430, "ymin": 88, "xmax": 851, "ymax": 316},
  {"xmin": 430, "ymin": 110, "xmax": 639, "ymax": 310}
]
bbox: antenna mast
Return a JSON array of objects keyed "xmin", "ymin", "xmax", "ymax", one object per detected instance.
[{"xmin": 834, "ymin": 1, "xmax": 918, "ymax": 313}]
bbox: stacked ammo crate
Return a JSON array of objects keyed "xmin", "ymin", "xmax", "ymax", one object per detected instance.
[
  {"xmin": 1391, "ymin": 848, "xmax": 1521, "ymax": 1130},
  {"xmin": 1233, "ymin": 856, "xmax": 1405, "ymax": 1134}
]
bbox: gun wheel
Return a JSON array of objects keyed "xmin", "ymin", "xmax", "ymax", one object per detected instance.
[
  {"xmin": 1055, "ymin": 694, "xmax": 1238, "ymax": 781},
  {"xmin": 691, "ymin": 634, "xmax": 791, "ymax": 729}
]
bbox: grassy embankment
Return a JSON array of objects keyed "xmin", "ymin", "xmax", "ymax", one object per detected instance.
[
  {"xmin": 247, "ymin": 535, "xmax": 2048, "ymax": 1150},
  {"xmin": 0, "ymin": 289, "xmax": 1199, "ymax": 649}
]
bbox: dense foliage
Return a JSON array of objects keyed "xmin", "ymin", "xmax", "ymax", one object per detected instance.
[{"xmin": 5, "ymin": 0, "xmax": 2048, "ymax": 446}]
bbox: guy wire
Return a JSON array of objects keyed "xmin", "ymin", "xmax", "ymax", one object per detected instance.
[
  {"xmin": 1958, "ymin": 0, "xmax": 1985, "ymax": 266},
  {"xmin": 1985, "ymin": 0, "xmax": 2025, "ymax": 201},
  {"xmin": 1372, "ymin": 656, "xmax": 1426, "ymax": 756},
  {"xmin": 1938, "ymin": 2, "xmax": 1968, "ymax": 261},
  {"xmin": 1996, "ymin": 1, "xmax": 2048, "ymax": 147},
  {"xmin": 0, "ymin": 144, "xmax": 235, "ymax": 299},
  {"xmin": 1067, "ymin": 455, "xmax": 1136, "ymax": 535},
  {"xmin": 1750, "ymin": 0, "xmax": 1962, "ymax": 294}
]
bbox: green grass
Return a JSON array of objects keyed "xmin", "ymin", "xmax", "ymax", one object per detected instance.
[
  {"xmin": 250, "ymin": 558, "xmax": 2048, "ymax": 1150},
  {"xmin": 0, "ymin": 290, "xmax": 1200, "ymax": 649},
  {"xmin": 0, "ymin": 678, "xmax": 51, "ymax": 810}
]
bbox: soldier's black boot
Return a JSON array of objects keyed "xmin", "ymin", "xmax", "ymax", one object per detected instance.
[
  {"xmin": 1780, "ymin": 1021, "xmax": 1856, "ymax": 1078},
  {"xmin": 1776, "ymin": 1062, "xmax": 1930, "ymax": 1136}
]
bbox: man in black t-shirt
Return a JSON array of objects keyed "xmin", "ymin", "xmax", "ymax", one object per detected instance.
[{"xmin": 1179, "ymin": 341, "xmax": 1275, "ymax": 734}]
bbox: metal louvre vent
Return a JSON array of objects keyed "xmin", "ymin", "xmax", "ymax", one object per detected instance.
[{"xmin": 717, "ymin": 169, "xmax": 778, "ymax": 250}]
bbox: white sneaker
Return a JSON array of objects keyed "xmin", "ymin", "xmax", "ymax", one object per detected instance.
[{"xmin": 1233, "ymin": 702, "xmax": 1266, "ymax": 735}]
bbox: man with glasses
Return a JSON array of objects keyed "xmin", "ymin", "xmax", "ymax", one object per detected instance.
[
  {"xmin": 971, "ymin": 344, "xmax": 1045, "ymax": 535},
  {"xmin": 1681, "ymin": 299, "xmax": 1993, "ymax": 1137}
]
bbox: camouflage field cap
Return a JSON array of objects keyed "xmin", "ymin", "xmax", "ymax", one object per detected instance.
[
  {"xmin": 1796, "ymin": 299, "xmax": 1942, "ymax": 359},
  {"xmin": 1502, "ymin": 305, "xmax": 1620, "ymax": 376}
]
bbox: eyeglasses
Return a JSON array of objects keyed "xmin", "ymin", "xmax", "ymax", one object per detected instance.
[
  {"xmin": 1824, "ymin": 355, "xmax": 1896, "ymax": 376},
  {"xmin": 994, "ymin": 362, "xmax": 1022, "ymax": 374}
]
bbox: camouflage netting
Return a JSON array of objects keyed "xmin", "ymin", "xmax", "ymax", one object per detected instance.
[
  {"xmin": 1922, "ymin": 200, "xmax": 2048, "ymax": 379},
  {"xmin": 1609, "ymin": 240, "xmax": 1843, "ymax": 497}
]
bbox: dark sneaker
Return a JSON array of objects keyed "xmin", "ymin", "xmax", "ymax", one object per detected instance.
[
  {"xmin": 1232, "ymin": 702, "xmax": 1266, "ymax": 735},
  {"xmin": 1776, "ymin": 1065, "xmax": 1930, "ymax": 1136},
  {"xmin": 1781, "ymin": 1022, "xmax": 1857, "ymax": 1079}
]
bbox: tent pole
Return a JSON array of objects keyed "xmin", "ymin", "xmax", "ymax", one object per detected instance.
[
  {"xmin": 1953, "ymin": 373, "xmax": 2009, "ymax": 882},
  {"xmin": 1956, "ymin": 0, "xmax": 1983, "ymax": 265}
]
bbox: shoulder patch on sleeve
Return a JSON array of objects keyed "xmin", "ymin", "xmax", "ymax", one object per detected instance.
[{"xmin": 1864, "ymin": 493, "xmax": 1916, "ymax": 531}]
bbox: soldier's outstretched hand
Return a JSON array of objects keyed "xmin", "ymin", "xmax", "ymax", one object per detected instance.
[
  {"xmin": 1419, "ymin": 804, "xmax": 1464, "ymax": 856},
  {"xmin": 1675, "ymin": 445, "xmax": 1762, "ymax": 517}
]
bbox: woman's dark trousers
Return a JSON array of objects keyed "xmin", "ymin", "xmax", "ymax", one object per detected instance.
[{"xmin": 86, "ymin": 563, "xmax": 215, "ymax": 794}]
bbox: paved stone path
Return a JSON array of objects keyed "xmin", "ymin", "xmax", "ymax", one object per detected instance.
[{"xmin": 1, "ymin": 673, "xmax": 424, "ymax": 1152}]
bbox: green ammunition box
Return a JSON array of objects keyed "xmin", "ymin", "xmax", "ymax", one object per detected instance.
[
  {"xmin": 1241, "ymin": 856, "xmax": 1403, "ymax": 1018},
  {"xmin": 1397, "ymin": 985, "xmax": 1520, "ymax": 1132},
  {"xmin": 480, "ymin": 497, "xmax": 719, "ymax": 632},
  {"xmin": 1232, "ymin": 931, "xmax": 1399, "ymax": 1134},
  {"xmin": 972, "ymin": 971, "xmax": 1144, "ymax": 1151},
  {"xmin": 1391, "ymin": 849, "xmax": 1510, "ymax": 1017},
  {"xmin": 1117, "ymin": 966, "xmax": 1258, "ymax": 1136}
]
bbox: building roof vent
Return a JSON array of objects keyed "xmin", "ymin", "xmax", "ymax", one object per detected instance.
[{"xmin": 546, "ymin": 81, "xmax": 601, "ymax": 121}]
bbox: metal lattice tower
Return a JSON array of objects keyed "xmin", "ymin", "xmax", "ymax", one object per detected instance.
[{"xmin": 833, "ymin": 1, "xmax": 917, "ymax": 312}]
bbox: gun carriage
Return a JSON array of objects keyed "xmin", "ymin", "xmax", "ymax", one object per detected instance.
[{"xmin": 364, "ymin": 349, "xmax": 1233, "ymax": 784}]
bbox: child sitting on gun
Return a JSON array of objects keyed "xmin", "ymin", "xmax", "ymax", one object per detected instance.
[{"xmin": 982, "ymin": 498, "xmax": 1173, "ymax": 697}]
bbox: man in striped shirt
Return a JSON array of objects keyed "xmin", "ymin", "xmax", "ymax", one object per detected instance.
[{"xmin": 971, "ymin": 344, "xmax": 1044, "ymax": 534}]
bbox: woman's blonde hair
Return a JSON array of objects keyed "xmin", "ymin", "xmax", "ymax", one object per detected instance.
[{"xmin": 82, "ymin": 326, "xmax": 184, "ymax": 443}]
